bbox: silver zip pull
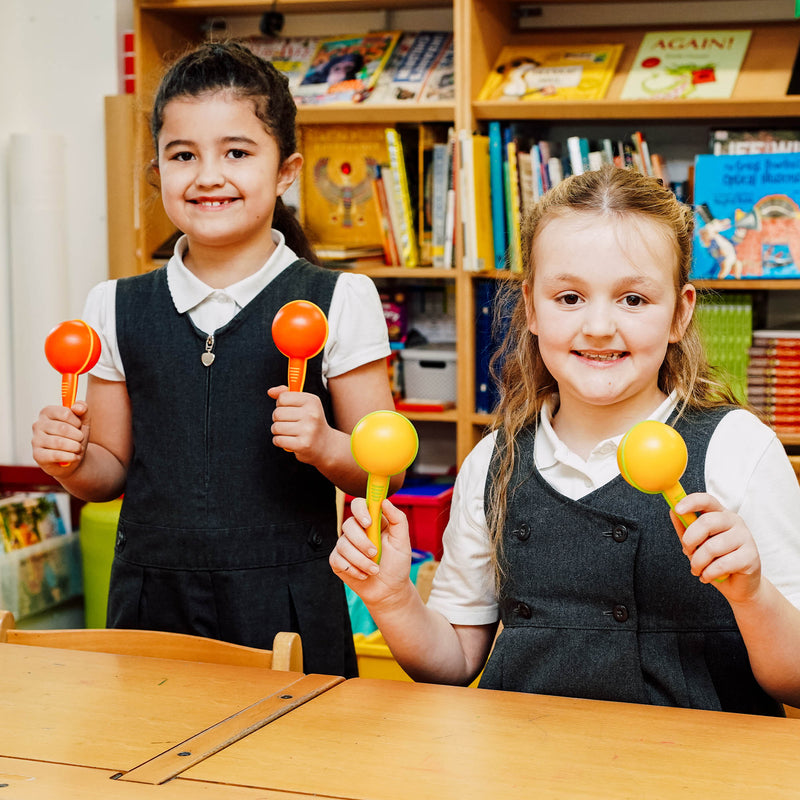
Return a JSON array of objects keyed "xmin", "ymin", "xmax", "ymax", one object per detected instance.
[{"xmin": 201, "ymin": 334, "xmax": 215, "ymax": 366}]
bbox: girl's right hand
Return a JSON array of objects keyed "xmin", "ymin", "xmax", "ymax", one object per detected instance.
[
  {"xmin": 31, "ymin": 402, "xmax": 89, "ymax": 475},
  {"xmin": 330, "ymin": 497, "xmax": 413, "ymax": 606}
]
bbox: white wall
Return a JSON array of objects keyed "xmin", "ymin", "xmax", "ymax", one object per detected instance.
[{"xmin": 0, "ymin": 1, "xmax": 119, "ymax": 463}]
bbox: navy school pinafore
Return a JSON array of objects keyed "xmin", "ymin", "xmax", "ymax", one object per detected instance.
[
  {"xmin": 108, "ymin": 259, "xmax": 358, "ymax": 678},
  {"xmin": 479, "ymin": 408, "xmax": 783, "ymax": 715}
]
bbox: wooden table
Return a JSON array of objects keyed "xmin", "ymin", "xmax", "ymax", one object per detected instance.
[{"xmin": 1, "ymin": 644, "xmax": 799, "ymax": 799}]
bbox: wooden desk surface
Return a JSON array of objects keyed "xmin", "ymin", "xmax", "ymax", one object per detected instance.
[
  {"xmin": 0, "ymin": 643, "xmax": 308, "ymax": 772},
  {"xmin": 184, "ymin": 677, "xmax": 800, "ymax": 800}
]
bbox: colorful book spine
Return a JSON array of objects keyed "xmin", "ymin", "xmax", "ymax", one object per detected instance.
[
  {"xmin": 430, "ymin": 141, "xmax": 450, "ymax": 268},
  {"xmin": 488, "ymin": 121, "xmax": 508, "ymax": 270},
  {"xmin": 471, "ymin": 133, "xmax": 494, "ymax": 272},
  {"xmin": 371, "ymin": 164, "xmax": 401, "ymax": 265},
  {"xmin": 505, "ymin": 130, "xmax": 523, "ymax": 273},
  {"xmin": 385, "ymin": 127, "xmax": 419, "ymax": 267}
]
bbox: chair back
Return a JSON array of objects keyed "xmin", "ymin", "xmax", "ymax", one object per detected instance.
[{"xmin": 0, "ymin": 610, "xmax": 302, "ymax": 671}]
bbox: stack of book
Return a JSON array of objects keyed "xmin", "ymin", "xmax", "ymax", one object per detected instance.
[
  {"xmin": 694, "ymin": 292, "xmax": 752, "ymax": 405},
  {"xmin": 748, "ymin": 329, "xmax": 800, "ymax": 432}
]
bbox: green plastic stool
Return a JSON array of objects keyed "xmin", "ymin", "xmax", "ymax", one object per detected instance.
[{"xmin": 79, "ymin": 499, "xmax": 121, "ymax": 629}]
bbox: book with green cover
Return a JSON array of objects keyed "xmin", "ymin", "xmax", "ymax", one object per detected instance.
[{"xmin": 620, "ymin": 30, "xmax": 751, "ymax": 100}]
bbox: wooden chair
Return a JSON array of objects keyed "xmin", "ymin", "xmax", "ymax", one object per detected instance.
[{"xmin": 0, "ymin": 609, "xmax": 303, "ymax": 671}]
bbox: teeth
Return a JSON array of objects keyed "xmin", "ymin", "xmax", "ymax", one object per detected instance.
[
  {"xmin": 197, "ymin": 200, "xmax": 228, "ymax": 207},
  {"xmin": 579, "ymin": 352, "xmax": 622, "ymax": 361}
]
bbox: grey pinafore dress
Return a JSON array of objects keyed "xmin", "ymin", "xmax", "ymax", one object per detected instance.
[
  {"xmin": 106, "ymin": 259, "xmax": 358, "ymax": 678},
  {"xmin": 479, "ymin": 408, "xmax": 783, "ymax": 715}
]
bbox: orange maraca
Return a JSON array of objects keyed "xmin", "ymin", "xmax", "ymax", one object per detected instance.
[
  {"xmin": 351, "ymin": 410, "xmax": 419, "ymax": 563},
  {"xmin": 272, "ymin": 300, "xmax": 328, "ymax": 392},
  {"xmin": 617, "ymin": 420, "xmax": 727, "ymax": 582},
  {"xmin": 44, "ymin": 319, "xmax": 102, "ymax": 408}
]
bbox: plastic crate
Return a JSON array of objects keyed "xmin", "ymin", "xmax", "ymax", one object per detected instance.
[
  {"xmin": 344, "ymin": 483, "xmax": 453, "ymax": 560},
  {"xmin": 399, "ymin": 343, "xmax": 457, "ymax": 403}
]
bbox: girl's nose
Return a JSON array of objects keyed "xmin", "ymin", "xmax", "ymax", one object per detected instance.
[
  {"xmin": 195, "ymin": 159, "xmax": 225, "ymax": 188},
  {"xmin": 581, "ymin": 303, "xmax": 616, "ymax": 337}
]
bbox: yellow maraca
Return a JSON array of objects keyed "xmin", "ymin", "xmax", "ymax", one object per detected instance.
[
  {"xmin": 617, "ymin": 420, "xmax": 727, "ymax": 582},
  {"xmin": 351, "ymin": 410, "xmax": 419, "ymax": 563}
]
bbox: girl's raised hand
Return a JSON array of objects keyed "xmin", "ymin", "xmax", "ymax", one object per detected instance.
[
  {"xmin": 268, "ymin": 385, "xmax": 333, "ymax": 463},
  {"xmin": 330, "ymin": 497, "xmax": 413, "ymax": 605},
  {"xmin": 671, "ymin": 492, "xmax": 761, "ymax": 602},
  {"xmin": 31, "ymin": 402, "xmax": 89, "ymax": 474}
]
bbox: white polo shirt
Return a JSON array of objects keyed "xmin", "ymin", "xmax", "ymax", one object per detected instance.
[
  {"xmin": 84, "ymin": 231, "xmax": 390, "ymax": 385},
  {"xmin": 427, "ymin": 394, "xmax": 800, "ymax": 623}
]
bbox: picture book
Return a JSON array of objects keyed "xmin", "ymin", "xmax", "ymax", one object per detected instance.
[
  {"xmin": 709, "ymin": 129, "xmax": 800, "ymax": 156},
  {"xmin": 418, "ymin": 37, "xmax": 454, "ymax": 103},
  {"xmin": 367, "ymin": 31, "xmax": 452, "ymax": 103},
  {"xmin": 478, "ymin": 43, "xmax": 623, "ymax": 102},
  {"xmin": 0, "ymin": 493, "xmax": 66, "ymax": 553},
  {"xmin": 621, "ymin": 30, "xmax": 751, "ymax": 100},
  {"xmin": 385, "ymin": 127, "xmax": 420, "ymax": 267},
  {"xmin": 298, "ymin": 124, "xmax": 389, "ymax": 249},
  {"xmin": 295, "ymin": 31, "xmax": 401, "ymax": 104},
  {"xmin": 692, "ymin": 152, "xmax": 800, "ymax": 280},
  {"xmin": 241, "ymin": 35, "xmax": 321, "ymax": 95}
]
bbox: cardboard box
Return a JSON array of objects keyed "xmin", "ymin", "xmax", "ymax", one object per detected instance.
[{"xmin": 399, "ymin": 343, "xmax": 457, "ymax": 403}]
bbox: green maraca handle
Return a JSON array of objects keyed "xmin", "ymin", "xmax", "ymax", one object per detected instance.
[{"xmin": 365, "ymin": 472, "xmax": 390, "ymax": 562}]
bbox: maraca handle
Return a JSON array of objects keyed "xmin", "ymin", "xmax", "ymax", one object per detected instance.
[
  {"xmin": 365, "ymin": 473, "xmax": 390, "ymax": 563},
  {"xmin": 61, "ymin": 373, "xmax": 78, "ymax": 408},
  {"xmin": 661, "ymin": 482, "xmax": 696, "ymax": 528},
  {"xmin": 287, "ymin": 357, "xmax": 307, "ymax": 393},
  {"xmin": 663, "ymin": 482, "xmax": 728, "ymax": 583}
]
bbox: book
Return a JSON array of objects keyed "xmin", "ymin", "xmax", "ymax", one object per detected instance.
[
  {"xmin": 478, "ymin": 44, "xmax": 623, "ymax": 102},
  {"xmin": 566, "ymin": 135, "xmax": 590, "ymax": 176},
  {"xmin": 367, "ymin": 32, "xmax": 452, "ymax": 104},
  {"xmin": 430, "ymin": 139, "xmax": 451, "ymax": 268},
  {"xmin": 488, "ymin": 122, "xmax": 508, "ymax": 270},
  {"xmin": 418, "ymin": 37, "xmax": 454, "ymax": 103},
  {"xmin": 242, "ymin": 35, "xmax": 321, "ymax": 96},
  {"xmin": 417, "ymin": 124, "xmax": 447, "ymax": 264},
  {"xmin": 621, "ymin": 30, "xmax": 751, "ymax": 101},
  {"xmin": 298, "ymin": 124, "xmax": 389, "ymax": 249},
  {"xmin": 371, "ymin": 164, "xmax": 402, "ymax": 266},
  {"xmin": 504, "ymin": 126, "xmax": 523, "ymax": 273},
  {"xmin": 470, "ymin": 133, "xmax": 494, "ymax": 272},
  {"xmin": 385, "ymin": 127, "xmax": 420, "ymax": 267},
  {"xmin": 709, "ymin": 129, "xmax": 800, "ymax": 156},
  {"xmin": 442, "ymin": 128, "xmax": 457, "ymax": 269},
  {"xmin": 692, "ymin": 152, "xmax": 800, "ymax": 280},
  {"xmin": 295, "ymin": 31, "xmax": 401, "ymax": 104}
]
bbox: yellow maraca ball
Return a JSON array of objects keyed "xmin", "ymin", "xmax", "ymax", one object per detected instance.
[
  {"xmin": 351, "ymin": 410, "xmax": 419, "ymax": 478},
  {"xmin": 351, "ymin": 410, "xmax": 419, "ymax": 562},
  {"xmin": 617, "ymin": 420, "xmax": 688, "ymax": 495}
]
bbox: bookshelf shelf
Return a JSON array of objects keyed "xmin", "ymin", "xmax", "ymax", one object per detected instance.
[{"xmin": 128, "ymin": 0, "xmax": 800, "ymax": 467}]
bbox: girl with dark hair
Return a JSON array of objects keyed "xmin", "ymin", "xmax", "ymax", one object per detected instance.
[{"xmin": 32, "ymin": 40, "xmax": 399, "ymax": 677}]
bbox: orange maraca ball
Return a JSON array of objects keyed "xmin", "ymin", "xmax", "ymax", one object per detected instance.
[
  {"xmin": 44, "ymin": 319, "xmax": 102, "ymax": 376},
  {"xmin": 617, "ymin": 420, "xmax": 688, "ymax": 494},
  {"xmin": 272, "ymin": 300, "xmax": 328, "ymax": 360}
]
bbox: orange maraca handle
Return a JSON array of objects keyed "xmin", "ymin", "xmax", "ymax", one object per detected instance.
[
  {"xmin": 365, "ymin": 473, "xmax": 390, "ymax": 562},
  {"xmin": 287, "ymin": 356, "xmax": 308, "ymax": 393},
  {"xmin": 61, "ymin": 373, "xmax": 78, "ymax": 408}
]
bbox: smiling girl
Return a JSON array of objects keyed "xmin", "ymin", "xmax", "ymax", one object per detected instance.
[
  {"xmin": 31, "ymin": 41, "xmax": 399, "ymax": 677},
  {"xmin": 332, "ymin": 166, "xmax": 800, "ymax": 713}
]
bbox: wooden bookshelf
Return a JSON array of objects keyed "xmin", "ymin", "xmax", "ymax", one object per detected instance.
[{"xmin": 130, "ymin": 0, "xmax": 800, "ymax": 463}]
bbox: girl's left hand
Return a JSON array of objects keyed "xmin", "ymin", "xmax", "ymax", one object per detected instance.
[
  {"xmin": 268, "ymin": 385, "xmax": 333, "ymax": 463},
  {"xmin": 671, "ymin": 492, "xmax": 761, "ymax": 602}
]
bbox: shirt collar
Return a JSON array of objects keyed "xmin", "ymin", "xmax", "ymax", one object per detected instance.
[
  {"xmin": 165, "ymin": 230, "xmax": 297, "ymax": 314},
  {"xmin": 535, "ymin": 392, "xmax": 678, "ymax": 470}
]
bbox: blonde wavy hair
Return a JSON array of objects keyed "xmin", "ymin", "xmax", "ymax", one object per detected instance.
[{"xmin": 485, "ymin": 165, "xmax": 741, "ymax": 584}]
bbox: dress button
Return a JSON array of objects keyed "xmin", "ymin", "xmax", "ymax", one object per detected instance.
[
  {"xmin": 515, "ymin": 602, "xmax": 532, "ymax": 620},
  {"xmin": 612, "ymin": 604, "xmax": 629, "ymax": 623},
  {"xmin": 514, "ymin": 523, "xmax": 531, "ymax": 541},
  {"xmin": 309, "ymin": 530, "xmax": 323, "ymax": 548},
  {"xmin": 115, "ymin": 529, "xmax": 126, "ymax": 552},
  {"xmin": 612, "ymin": 524, "xmax": 628, "ymax": 543}
]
